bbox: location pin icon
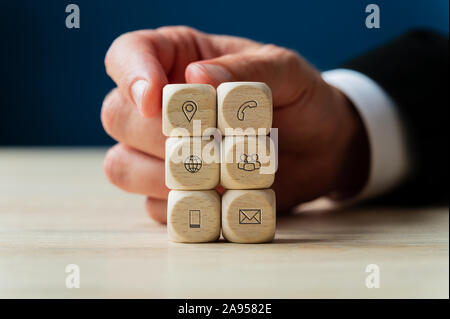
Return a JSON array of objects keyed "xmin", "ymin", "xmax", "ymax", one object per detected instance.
[{"xmin": 182, "ymin": 101, "xmax": 198, "ymax": 122}]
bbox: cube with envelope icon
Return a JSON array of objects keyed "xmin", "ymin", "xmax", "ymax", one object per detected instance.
[
  {"xmin": 239, "ymin": 209, "xmax": 262, "ymax": 224},
  {"xmin": 222, "ymin": 189, "xmax": 276, "ymax": 243}
]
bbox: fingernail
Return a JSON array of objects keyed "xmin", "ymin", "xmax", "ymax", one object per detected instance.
[
  {"xmin": 131, "ymin": 80, "xmax": 148, "ymax": 114},
  {"xmin": 190, "ymin": 63, "xmax": 234, "ymax": 85}
]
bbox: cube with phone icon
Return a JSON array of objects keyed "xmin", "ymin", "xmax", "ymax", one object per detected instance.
[{"xmin": 217, "ymin": 82, "xmax": 273, "ymax": 136}]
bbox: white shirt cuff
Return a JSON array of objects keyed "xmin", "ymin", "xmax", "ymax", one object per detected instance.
[{"xmin": 322, "ymin": 69, "xmax": 412, "ymax": 201}]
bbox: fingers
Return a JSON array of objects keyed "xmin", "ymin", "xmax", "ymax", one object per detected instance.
[
  {"xmin": 104, "ymin": 27, "xmax": 208, "ymax": 117},
  {"xmin": 103, "ymin": 144, "xmax": 169, "ymax": 199},
  {"xmin": 105, "ymin": 26, "xmax": 260, "ymax": 117},
  {"xmin": 185, "ymin": 45, "xmax": 321, "ymax": 106},
  {"xmin": 101, "ymin": 88, "xmax": 165, "ymax": 159},
  {"xmin": 155, "ymin": 26, "xmax": 212, "ymax": 84},
  {"xmin": 105, "ymin": 30, "xmax": 170, "ymax": 117},
  {"xmin": 105, "ymin": 26, "xmax": 318, "ymax": 114},
  {"xmin": 145, "ymin": 197, "xmax": 167, "ymax": 224}
]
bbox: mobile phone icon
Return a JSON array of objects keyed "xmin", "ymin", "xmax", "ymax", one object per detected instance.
[{"xmin": 189, "ymin": 210, "xmax": 201, "ymax": 228}]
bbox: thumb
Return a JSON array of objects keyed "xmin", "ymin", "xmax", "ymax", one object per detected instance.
[{"xmin": 185, "ymin": 46, "xmax": 319, "ymax": 106}]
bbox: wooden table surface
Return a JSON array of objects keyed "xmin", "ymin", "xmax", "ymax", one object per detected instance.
[{"xmin": 0, "ymin": 148, "xmax": 448, "ymax": 298}]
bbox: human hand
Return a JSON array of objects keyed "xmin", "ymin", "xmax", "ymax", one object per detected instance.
[{"xmin": 101, "ymin": 26, "xmax": 369, "ymax": 223}]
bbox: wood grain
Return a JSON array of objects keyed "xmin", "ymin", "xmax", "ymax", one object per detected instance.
[
  {"xmin": 218, "ymin": 82, "xmax": 273, "ymax": 135},
  {"xmin": 0, "ymin": 148, "xmax": 448, "ymax": 298},
  {"xmin": 221, "ymin": 136, "xmax": 275, "ymax": 189},
  {"xmin": 165, "ymin": 137, "xmax": 220, "ymax": 190},
  {"xmin": 222, "ymin": 189, "xmax": 276, "ymax": 243},
  {"xmin": 163, "ymin": 84, "xmax": 216, "ymax": 137},
  {"xmin": 167, "ymin": 190, "xmax": 221, "ymax": 243}
]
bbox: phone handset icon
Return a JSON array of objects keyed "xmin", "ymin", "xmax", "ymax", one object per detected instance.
[{"xmin": 237, "ymin": 100, "xmax": 257, "ymax": 121}]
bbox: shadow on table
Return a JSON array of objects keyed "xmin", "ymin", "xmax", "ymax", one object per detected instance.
[{"xmin": 272, "ymin": 202, "xmax": 446, "ymax": 244}]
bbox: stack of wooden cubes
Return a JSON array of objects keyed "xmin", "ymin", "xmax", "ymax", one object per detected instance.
[{"xmin": 163, "ymin": 82, "xmax": 276, "ymax": 244}]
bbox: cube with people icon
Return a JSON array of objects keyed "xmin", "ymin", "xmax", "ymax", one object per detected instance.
[
  {"xmin": 238, "ymin": 153, "xmax": 262, "ymax": 171},
  {"xmin": 221, "ymin": 136, "xmax": 276, "ymax": 189},
  {"xmin": 163, "ymin": 82, "xmax": 276, "ymax": 243}
]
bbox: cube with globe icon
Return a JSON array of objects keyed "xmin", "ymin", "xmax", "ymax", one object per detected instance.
[
  {"xmin": 163, "ymin": 82, "xmax": 276, "ymax": 244},
  {"xmin": 165, "ymin": 137, "xmax": 220, "ymax": 190},
  {"xmin": 184, "ymin": 155, "xmax": 202, "ymax": 173}
]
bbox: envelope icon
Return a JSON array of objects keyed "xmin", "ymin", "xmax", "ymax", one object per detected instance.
[{"xmin": 239, "ymin": 209, "xmax": 262, "ymax": 224}]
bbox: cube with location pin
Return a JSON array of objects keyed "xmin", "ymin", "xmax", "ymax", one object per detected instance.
[{"xmin": 162, "ymin": 84, "xmax": 217, "ymax": 137}]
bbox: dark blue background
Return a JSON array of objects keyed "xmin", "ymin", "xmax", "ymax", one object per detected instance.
[{"xmin": 1, "ymin": 0, "xmax": 448, "ymax": 145}]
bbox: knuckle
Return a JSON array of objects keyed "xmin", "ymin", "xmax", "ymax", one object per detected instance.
[
  {"xmin": 175, "ymin": 25, "xmax": 196, "ymax": 35},
  {"xmin": 283, "ymin": 49, "xmax": 302, "ymax": 69},
  {"xmin": 104, "ymin": 35, "xmax": 123, "ymax": 74},
  {"xmin": 263, "ymin": 44, "xmax": 299, "ymax": 62},
  {"xmin": 103, "ymin": 145, "xmax": 128, "ymax": 187},
  {"xmin": 145, "ymin": 198, "xmax": 157, "ymax": 219},
  {"xmin": 158, "ymin": 25, "xmax": 194, "ymax": 34},
  {"xmin": 260, "ymin": 44, "xmax": 288, "ymax": 58},
  {"xmin": 104, "ymin": 31, "xmax": 141, "ymax": 74},
  {"xmin": 261, "ymin": 43, "xmax": 280, "ymax": 52},
  {"xmin": 145, "ymin": 198, "xmax": 167, "ymax": 224},
  {"xmin": 262, "ymin": 44, "xmax": 303, "ymax": 77}
]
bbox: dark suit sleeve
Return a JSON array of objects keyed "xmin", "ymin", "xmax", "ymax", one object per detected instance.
[{"xmin": 342, "ymin": 30, "xmax": 449, "ymax": 205}]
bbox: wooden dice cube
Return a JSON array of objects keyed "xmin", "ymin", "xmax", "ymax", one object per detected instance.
[
  {"xmin": 221, "ymin": 136, "xmax": 276, "ymax": 189},
  {"xmin": 165, "ymin": 137, "xmax": 220, "ymax": 190},
  {"xmin": 167, "ymin": 190, "xmax": 221, "ymax": 243},
  {"xmin": 222, "ymin": 189, "xmax": 276, "ymax": 243},
  {"xmin": 218, "ymin": 82, "xmax": 272, "ymax": 135},
  {"xmin": 163, "ymin": 84, "xmax": 216, "ymax": 136}
]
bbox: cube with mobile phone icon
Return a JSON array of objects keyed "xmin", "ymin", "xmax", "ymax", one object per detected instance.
[{"xmin": 167, "ymin": 190, "xmax": 221, "ymax": 243}]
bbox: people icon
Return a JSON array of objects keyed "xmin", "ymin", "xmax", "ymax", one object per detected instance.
[{"xmin": 237, "ymin": 153, "xmax": 261, "ymax": 172}]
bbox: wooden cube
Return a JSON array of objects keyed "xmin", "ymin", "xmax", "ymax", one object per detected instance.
[
  {"xmin": 165, "ymin": 137, "xmax": 220, "ymax": 190},
  {"xmin": 222, "ymin": 189, "xmax": 276, "ymax": 243},
  {"xmin": 221, "ymin": 136, "xmax": 276, "ymax": 189},
  {"xmin": 163, "ymin": 84, "xmax": 216, "ymax": 137},
  {"xmin": 167, "ymin": 190, "xmax": 221, "ymax": 243},
  {"xmin": 217, "ymin": 82, "xmax": 272, "ymax": 135}
]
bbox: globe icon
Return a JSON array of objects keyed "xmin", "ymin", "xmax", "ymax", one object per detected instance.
[{"xmin": 184, "ymin": 155, "xmax": 202, "ymax": 173}]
